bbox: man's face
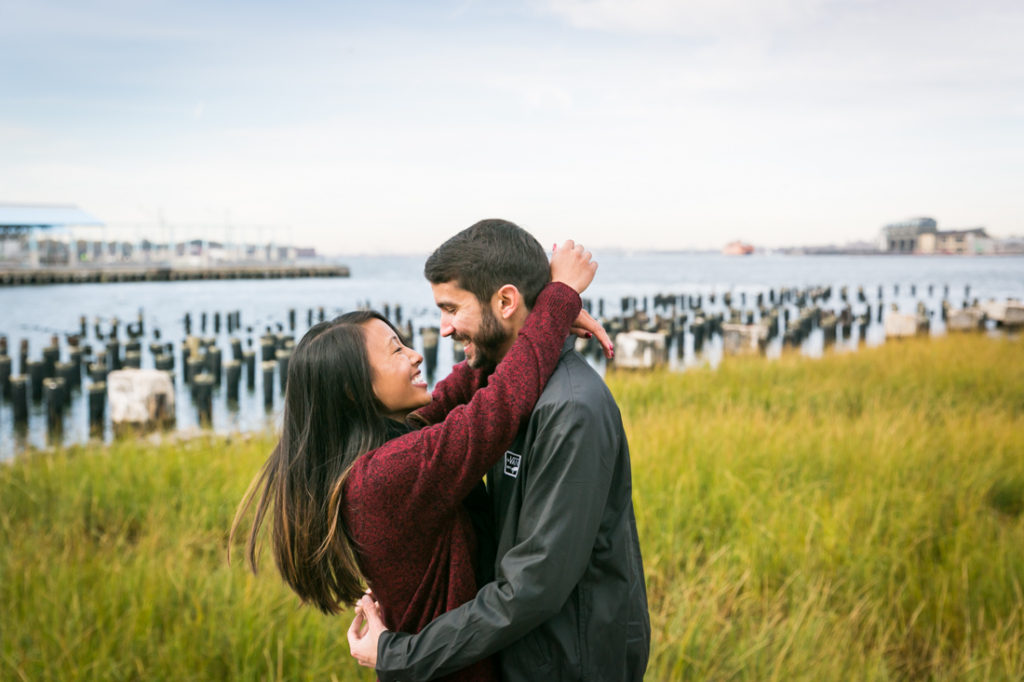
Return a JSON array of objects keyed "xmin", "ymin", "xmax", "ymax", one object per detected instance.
[{"xmin": 430, "ymin": 280, "xmax": 514, "ymax": 370}]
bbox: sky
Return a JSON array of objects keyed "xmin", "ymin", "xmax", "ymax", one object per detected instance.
[{"xmin": 2, "ymin": 0, "xmax": 1022, "ymax": 255}]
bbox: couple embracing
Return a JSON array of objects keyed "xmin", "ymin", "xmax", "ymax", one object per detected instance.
[{"xmin": 233, "ymin": 219, "xmax": 650, "ymax": 681}]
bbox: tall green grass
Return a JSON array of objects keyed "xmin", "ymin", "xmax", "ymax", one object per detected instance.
[
  {"xmin": 614, "ymin": 334, "xmax": 1024, "ymax": 680},
  {"xmin": 2, "ymin": 333, "xmax": 1022, "ymax": 680},
  {"xmin": 0, "ymin": 434, "xmax": 372, "ymax": 682}
]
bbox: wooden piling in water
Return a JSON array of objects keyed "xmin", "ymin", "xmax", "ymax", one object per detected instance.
[
  {"xmin": 88, "ymin": 361, "xmax": 108, "ymax": 384},
  {"xmin": 88, "ymin": 382, "xmax": 105, "ymax": 435},
  {"xmin": 243, "ymin": 351, "xmax": 256, "ymax": 390},
  {"xmin": 193, "ymin": 374, "xmax": 214, "ymax": 426},
  {"xmin": 226, "ymin": 360, "xmax": 241, "ymax": 403},
  {"xmin": 44, "ymin": 378, "xmax": 63, "ymax": 438},
  {"xmin": 692, "ymin": 317, "xmax": 706, "ymax": 352},
  {"xmin": 56, "ymin": 362, "xmax": 76, "ymax": 398},
  {"xmin": 262, "ymin": 361, "xmax": 275, "ymax": 408},
  {"xmin": 69, "ymin": 348, "xmax": 82, "ymax": 385},
  {"xmin": 0, "ymin": 355, "xmax": 10, "ymax": 400},
  {"xmin": 155, "ymin": 353, "xmax": 173, "ymax": 372},
  {"xmin": 421, "ymin": 327, "xmax": 439, "ymax": 382},
  {"xmin": 42, "ymin": 345, "xmax": 59, "ymax": 379},
  {"xmin": 187, "ymin": 357, "xmax": 205, "ymax": 386},
  {"xmin": 11, "ymin": 375, "xmax": 28, "ymax": 424},
  {"xmin": 276, "ymin": 349, "xmax": 290, "ymax": 393},
  {"xmin": 27, "ymin": 360, "xmax": 44, "ymax": 403},
  {"xmin": 181, "ymin": 343, "xmax": 191, "ymax": 381},
  {"xmin": 106, "ymin": 340, "xmax": 121, "ymax": 371},
  {"xmin": 260, "ymin": 337, "xmax": 275, "ymax": 362},
  {"xmin": 207, "ymin": 347, "xmax": 223, "ymax": 384},
  {"xmin": 18, "ymin": 339, "xmax": 28, "ymax": 375}
]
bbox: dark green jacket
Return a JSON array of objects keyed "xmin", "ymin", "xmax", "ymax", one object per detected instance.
[{"xmin": 377, "ymin": 340, "xmax": 650, "ymax": 681}]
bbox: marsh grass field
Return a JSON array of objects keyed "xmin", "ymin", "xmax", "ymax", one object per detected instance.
[{"xmin": 2, "ymin": 333, "xmax": 1023, "ymax": 681}]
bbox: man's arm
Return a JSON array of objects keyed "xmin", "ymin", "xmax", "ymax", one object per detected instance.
[{"xmin": 374, "ymin": 393, "xmax": 618, "ymax": 681}]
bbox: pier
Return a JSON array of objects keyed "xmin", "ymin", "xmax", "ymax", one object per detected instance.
[
  {"xmin": 0, "ymin": 202, "xmax": 349, "ymax": 286},
  {"xmin": 0, "ymin": 263, "xmax": 350, "ymax": 286}
]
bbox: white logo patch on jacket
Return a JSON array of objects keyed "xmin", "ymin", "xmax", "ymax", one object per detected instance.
[{"xmin": 503, "ymin": 451, "xmax": 522, "ymax": 478}]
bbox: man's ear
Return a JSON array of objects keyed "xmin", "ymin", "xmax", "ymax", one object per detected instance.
[{"xmin": 491, "ymin": 284, "xmax": 523, "ymax": 321}]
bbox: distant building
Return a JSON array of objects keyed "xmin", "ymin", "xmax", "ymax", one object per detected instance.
[
  {"xmin": 918, "ymin": 228, "xmax": 993, "ymax": 255},
  {"xmin": 881, "ymin": 217, "xmax": 937, "ymax": 253},
  {"xmin": 0, "ymin": 202, "xmax": 103, "ymax": 266},
  {"xmin": 995, "ymin": 235, "xmax": 1024, "ymax": 254},
  {"xmin": 880, "ymin": 217, "xmax": 993, "ymax": 255},
  {"xmin": 2, "ymin": 202, "xmax": 322, "ymax": 267}
]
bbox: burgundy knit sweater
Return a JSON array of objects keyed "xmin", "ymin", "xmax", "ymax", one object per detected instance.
[{"xmin": 342, "ymin": 282, "xmax": 581, "ymax": 682}]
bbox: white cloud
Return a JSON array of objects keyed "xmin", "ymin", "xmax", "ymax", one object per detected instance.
[{"xmin": 2, "ymin": 0, "xmax": 1022, "ymax": 251}]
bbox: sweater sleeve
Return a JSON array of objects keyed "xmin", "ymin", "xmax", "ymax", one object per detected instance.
[
  {"xmin": 406, "ymin": 362, "xmax": 490, "ymax": 429},
  {"xmin": 344, "ymin": 282, "xmax": 581, "ymax": 544}
]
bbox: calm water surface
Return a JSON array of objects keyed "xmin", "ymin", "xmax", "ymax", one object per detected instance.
[{"xmin": 2, "ymin": 253, "xmax": 1021, "ymax": 457}]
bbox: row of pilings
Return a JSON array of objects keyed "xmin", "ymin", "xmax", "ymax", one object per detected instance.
[
  {"xmin": 573, "ymin": 283, "xmax": 997, "ymax": 364},
  {"xmin": 0, "ymin": 281, "xmax": 1017, "ymax": 450}
]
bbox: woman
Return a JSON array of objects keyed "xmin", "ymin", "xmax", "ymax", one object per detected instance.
[{"xmin": 231, "ymin": 241, "xmax": 610, "ymax": 682}]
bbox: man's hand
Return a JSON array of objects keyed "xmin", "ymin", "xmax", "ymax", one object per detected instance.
[{"xmin": 347, "ymin": 593, "xmax": 387, "ymax": 668}]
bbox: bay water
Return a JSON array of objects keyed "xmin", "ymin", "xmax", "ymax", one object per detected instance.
[{"xmin": 2, "ymin": 252, "xmax": 1021, "ymax": 458}]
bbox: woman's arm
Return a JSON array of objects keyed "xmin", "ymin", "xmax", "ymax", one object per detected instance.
[
  {"xmin": 409, "ymin": 243, "xmax": 611, "ymax": 430},
  {"xmin": 345, "ymin": 281, "xmax": 582, "ymax": 540},
  {"xmin": 405, "ymin": 362, "xmax": 490, "ymax": 429}
]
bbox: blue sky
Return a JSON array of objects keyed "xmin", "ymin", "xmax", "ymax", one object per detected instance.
[{"xmin": 2, "ymin": 0, "xmax": 1022, "ymax": 254}]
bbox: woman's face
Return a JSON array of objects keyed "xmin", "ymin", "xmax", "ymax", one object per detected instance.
[{"xmin": 361, "ymin": 319, "xmax": 431, "ymax": 419}]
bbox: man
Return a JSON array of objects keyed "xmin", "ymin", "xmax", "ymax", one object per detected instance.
[{"xmin": 350, "ymin": 219, "xmax": 650, "ymax": 681}]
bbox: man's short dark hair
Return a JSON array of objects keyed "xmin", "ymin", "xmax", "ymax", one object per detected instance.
[{"xmin": 424, "ymin": 219, "xmax": 550, "ymax": 308}]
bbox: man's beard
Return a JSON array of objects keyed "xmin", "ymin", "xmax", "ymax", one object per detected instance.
[{"xmin": 458, "ymin": 307, "xmax": 513, "ymax": 371}]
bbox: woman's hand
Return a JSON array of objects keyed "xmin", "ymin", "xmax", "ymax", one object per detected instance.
[
  {"xmin": 550, "ymin": 240, "xmax": 597, "ymax": 294},
  {"xmin": 347, "ymin": 593, "xmax": 387, "ymax": 668},
  {"xmin": 571, "ymin": 309, "xmax": 614, "ymax": 359}
]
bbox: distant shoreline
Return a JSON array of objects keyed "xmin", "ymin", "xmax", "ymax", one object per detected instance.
[{"xmin": 0, "ymin": 263, "xmax": 350, "ymax": 287}]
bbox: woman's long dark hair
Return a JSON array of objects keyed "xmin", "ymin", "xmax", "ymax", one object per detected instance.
[{"xmin": 230, "ymin": 310, "xmax": 404, "ymax": 614}]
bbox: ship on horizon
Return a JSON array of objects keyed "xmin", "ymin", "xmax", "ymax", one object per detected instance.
[{"xmin": 723, "ymin": 240, "xmax": 754, "ymax": 255}]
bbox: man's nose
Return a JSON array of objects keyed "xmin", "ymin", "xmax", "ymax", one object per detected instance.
[{"xmin": 439, "ymin": 313, "xmax": 454, "ymax": 337}]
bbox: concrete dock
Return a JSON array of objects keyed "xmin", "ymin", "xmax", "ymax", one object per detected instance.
[{"xmin": 0, "ymin": 263, "xmax": 350, "ymax": 286}]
